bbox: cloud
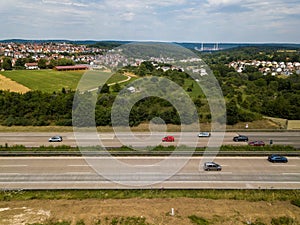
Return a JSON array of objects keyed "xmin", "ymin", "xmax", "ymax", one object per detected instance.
[
  {"xmin": 0, "ymin": 0, "xmax": 299, "ymax": 42},
  {"xmin": 119, "ymin": 12, "xmax": 136, "ymax": 22},
  {"xmin": 206, "ymin": 0, "xmax": 242, "ymax": 7},
  {"xmin": 42, "ymin": 0, "xmax": 88, "ymax": 7}
]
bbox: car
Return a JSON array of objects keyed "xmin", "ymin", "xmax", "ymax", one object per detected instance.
[
  {"xmin": 48, "ymin": 136, "xmax": 63, "ymax": 142},
  {"xmin": 233, "ymin": 135, "xmax": 248, "ymax": 142},
  {"xmin": 162, "ymin": 136, "xmax": 175, "ymax": 142},
  {"xmin": 198, "ymin": 132, "xmax": 211, "ymax": 137},
  {"xmin": 268, "ymin": 154, "xmax": 288, "ymax": 163},
  {"xmin": 248, "ymin": 140, "xmax": 265, "ymax": 146},
  {"xmin": 203, "ymin": 162, "xmax": 222, "ymax": 171}
]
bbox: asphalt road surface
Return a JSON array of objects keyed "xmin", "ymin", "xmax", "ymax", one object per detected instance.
[
  {"xmin": 0, "ymin": 131, "xmax": 300, "ymax": 148},
  {"xmin": 0, "ymin": 156, "xmax": 299, "ymax": 189}
]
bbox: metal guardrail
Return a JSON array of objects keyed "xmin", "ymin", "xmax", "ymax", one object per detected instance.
[{"xmin": 0, "ymin": 151, "xmax": 299, "ymax": 156}]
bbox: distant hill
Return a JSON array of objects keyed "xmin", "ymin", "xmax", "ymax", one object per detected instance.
[{"xmin": 1, "ymin": 39, "xmax": 300, "ymax": 51}]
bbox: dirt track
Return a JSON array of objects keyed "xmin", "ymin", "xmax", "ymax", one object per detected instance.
[{"xmin": 0, "ymin": 198, "xmax": 299, "ymax": 225}]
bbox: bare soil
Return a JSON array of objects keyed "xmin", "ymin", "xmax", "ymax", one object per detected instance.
[{"xmin": 0, "ymin": 198, "xmax": 299, "ymax": 225}]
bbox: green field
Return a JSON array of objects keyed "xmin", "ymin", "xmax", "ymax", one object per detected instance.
[
  {"xmin": 1, "ymin": 70, "xmax": 84, "ymax": 93},
  {"xmin": 1, "ymin": 69, "xmax": 128, "ymax": 93}
]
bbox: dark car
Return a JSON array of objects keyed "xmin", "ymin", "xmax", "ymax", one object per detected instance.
[
  {"xmin": 248, "ymin": 140, "xmax": 265, "ymax": 146},
  {"xmin": 203, "ymin": 162, "xmax": 222, "ymax": 171},
  {"xmin": 48, "ymin": 136, "xmax": 63, "ymax": 142},
  {"xmin": 268, "ymin": 154, "xmax": 288, "ymax": 163},
  {"xmin": 233, "ymin": 135, "xmax": 248, "ymax": 142}
]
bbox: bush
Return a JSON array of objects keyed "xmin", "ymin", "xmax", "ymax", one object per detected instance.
[
  {"xmin": 28, "ymin": 220, "xmax": 71, "ymax": 225},
  {"xmin": 188, "ymin": 215, "xmax": 210, "ymax": 225},
  {"xmin": 271, "ymin": 216, "xmax": 296, "ymax": 225},
  {"xmin": 249, "ymin": 219, "xmax": 266, "ymax": 225},
  {"xmin": 291, "ymin": 199, "xmax": 300, "ymax": 208},
  {"xmin": 76, "ymin": 220, "xmax": 85, "ymax": 225}
]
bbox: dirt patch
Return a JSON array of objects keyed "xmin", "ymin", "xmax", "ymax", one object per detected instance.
[
  {"xmin": 0, "ymin": 198, "xmax": 299, "ymax": 225},
  {"xmin": 124, "ymin": 72, "xmax": 139, "ymax": 78},
  {"xmin": 0, "ymin": 74, "xmax": 30, "ymax": 93},
  {"xmin": 288, "ymin": 120, "xmax": 300, "ymax": 130}
]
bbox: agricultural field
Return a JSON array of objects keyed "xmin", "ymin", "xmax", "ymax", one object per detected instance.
[
  {"xmin": 0, "ymin": 69, "xmax": 128, "ymax": 93},
  {"xmin": 0, "ymin": 74, "xmax": 30, "ymax": 93}
]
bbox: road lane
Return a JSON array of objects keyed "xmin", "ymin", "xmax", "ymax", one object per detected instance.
[
  {"xmin": 0, "ymin": 131, "xmax": 300, "ymax": 148},
  {"xmin": 0, "ymin": 156, "xmax": 299, "ymax": 189}
]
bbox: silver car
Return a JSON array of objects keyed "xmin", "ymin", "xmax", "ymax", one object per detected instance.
[
  {"xmin": 203, "ymin": 162, "xmax": 222, "ymax": 171},
  {"xmin": 48, "ymin": 136, "xmax": 63, "ymax": 142},
  {"xmin": 198, "ymin": 132, "xmax": 211, "ymax": 137}
]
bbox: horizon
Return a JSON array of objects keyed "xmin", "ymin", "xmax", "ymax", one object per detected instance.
[{"xmin": 1, "ymin": 38, "xmax": 300, "ymax": 45}]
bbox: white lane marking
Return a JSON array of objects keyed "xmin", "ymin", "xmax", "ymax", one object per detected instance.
[
  {"xmin": 270, "ymin": 164, "xmax": 296, "ymax": 167},
  {"xmin": 133, "ymin": 165, "xmax": 158, "ymax": 167},
  {"xmin": 200, "ymin": 172, "xmax": 233, "ymax": 174},
  {"xmin": 0, "ymin": 165, "xmax": 28, "ymax": 167},
  {"xmin": 282, "ymin": 173, "xmax": 300, "ymax": 175},
  {"xmin": 64, "ymin": 172, "xmax": 94, "ymax": 175},
  {"xmin": 67, "ymin": 165, "xmax": 90, "ymax": 167},
  {"xmin": 0, "ymin": 173, "xmax": 20, "ymax": 175}
]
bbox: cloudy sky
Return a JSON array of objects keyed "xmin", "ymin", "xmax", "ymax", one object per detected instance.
[{"xmin": 0, "ymin": 0, "xmax": 299, "ymax": 42}]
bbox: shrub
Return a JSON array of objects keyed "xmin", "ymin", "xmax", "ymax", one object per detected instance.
[
  {"xmin": 291, "ymin": 199, "xmax": 300, "ymax": 208},
  {"xmin": 76, "ymin": 220, "xmax": 86, "ymax": 225},
  {"xmin": 28, "ymin": 220, "xmax": 71, "ymax": 225},
  {"xmin": 271, "ymin": 216, "xmax": 296, "ymax": 225},
  {"xmin": 188, "ymin": 215, "xmax": 210, "ymax": 225}
]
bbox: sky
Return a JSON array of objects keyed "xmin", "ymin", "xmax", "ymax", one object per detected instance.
[{"xmin": 0, "ymin": 0, "xmax": 299, "ymax": 43}]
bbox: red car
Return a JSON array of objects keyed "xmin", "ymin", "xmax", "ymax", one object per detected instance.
[
  {"xmin": 248, "ymin": 141, "xmax": 265, "ymax": 146},
  {"xmin": 162, "ymin": 136, "xmax": 175, "ymax": 142}
]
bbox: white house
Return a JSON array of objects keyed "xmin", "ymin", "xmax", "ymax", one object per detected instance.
[{"xmin": 25, "ymin": 63, "xmax": 39, "ymax": 70}]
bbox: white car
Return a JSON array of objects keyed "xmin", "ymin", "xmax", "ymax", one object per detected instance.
[
  {"xmin": 48, "ymin": 136, "xmax": 63, "ymax": 142},
  {"xmin": 198, "ymin": 132, "xmax": 211, "ymax": 137}
]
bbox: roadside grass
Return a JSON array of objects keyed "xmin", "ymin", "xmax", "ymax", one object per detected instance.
[
  {"xmin": 27, "ymin": 217, "xmax": 152, "ymax": 225},
  {"xmin": 0, "ymin": 118, "xmax": 282, "ymax": 132},
  {"xmin": 1, "ymin": 189, "xmax": 299, "ymax": 202},
  {"xmin": 0, "ymin": 125, "xmax": 74, "ymax": 132},
  {"xmin": 0, "ymin": 144, "xmax": 297, "ymax": 152},
  {"xmin": 288, "ymin": 120, "xmax": 300, "ymax": 130},
  {"xmin": 1, "ymin": 69, "xmax": 85, "ymax": 93},
  {"xmin": 24, "ymin": 215, "xmax": 300, "ymax": 225},
  {"xmin": 264, "ymin": 116, "xmax": 288, "ymax": 129}
]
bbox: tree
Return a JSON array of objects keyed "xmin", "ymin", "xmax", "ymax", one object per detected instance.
[
  {"xmin": 38, "ymin": 58, "xmax": 47, "ymax": 69},
  {"xmin": 1, "ymin": 57, "xmax": 12, "ymax": 70},
  {"xmin": 99, "ymin": 84, "xmax": 110, "ymax": 94},
  {"xmin": 15, "ymin": 58, "xmax": 26, "ymax": 69},
  {"xmin": 226, "ymin": 101, "xmax": 239, "ymax": 125},
  {"xmin": 112, "ymin": 83, "xmax": 121, "ymax": 92}
]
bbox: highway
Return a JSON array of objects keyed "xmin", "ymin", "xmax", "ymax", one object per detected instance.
[
  {"xmin": 0, "ymin": 131, "xmax": 300, "ymax": 148},
  {"xmin": 0, "ymin": 156, "xmax": 299, "ymax": 189}
]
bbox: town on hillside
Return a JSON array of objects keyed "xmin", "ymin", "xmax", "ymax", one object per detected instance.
[{"xmin": 0, "ymin": 41, "xmax": 300, "ymax": 77}]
